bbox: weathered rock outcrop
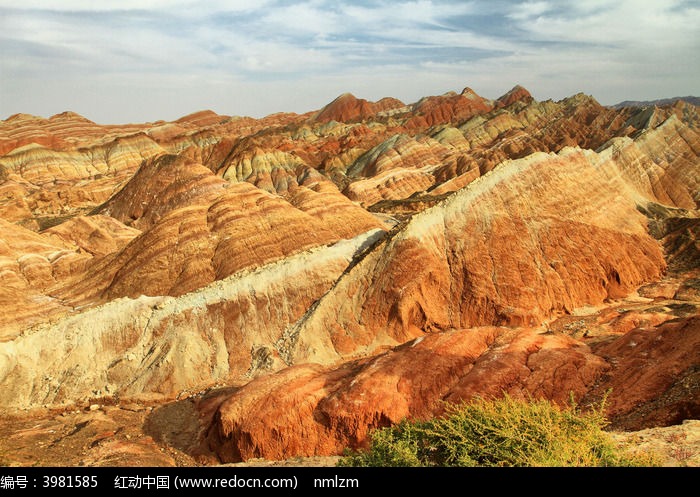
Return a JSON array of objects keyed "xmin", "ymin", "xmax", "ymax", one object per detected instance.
[
  {"xmin": 205, "ymin": 312, "xmax": 700, "ymax": 462},
  {"xmin": 0, "ymin": 230, "xmax": 384, "ymax": 408},
  {"xmin": 289, "ymin": 141, "xmax": 682, "ymax": 364},
  {"xmin": 206, "ymin": 327, "xmax": 609, "ymax": 462},
  {"xmin": 312, "ymin": 93, "xmax": 405, "ymax": 123},
  {"xmin": 586, "ymin": 315, "xmax": 700, "ymax": 430},
  {"xmin": 0, "ymin": 85, "xmax": 698, "ymax": 467}
]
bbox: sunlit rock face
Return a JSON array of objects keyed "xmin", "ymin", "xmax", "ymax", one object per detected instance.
[
  {"xmin": 0, "ymin": 86, "xmax": 698, "ymax": 467},
  {"xmin": 289, "ymin": 134, "xmax": 694, "ymax": 363},
  {"xmin": 205, "ymin": 327, "xmax": 611, "ymax": 462},
  {"xmin": 312, "ymin": 93, "xmax": 406, "ymax": 124},
  {"xmin": 207, "ymin": 313, "xmax": 700, "ymax": 463}
]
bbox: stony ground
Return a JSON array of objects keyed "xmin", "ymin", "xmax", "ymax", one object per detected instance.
[{"xmin": 0, "ymin": 396, "xmax": 697, "ymax": 468}]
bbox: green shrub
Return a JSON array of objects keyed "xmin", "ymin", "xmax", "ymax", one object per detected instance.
[{"xmin": 337, "ymin": 394, "xmax": 659, "ymax": 467}]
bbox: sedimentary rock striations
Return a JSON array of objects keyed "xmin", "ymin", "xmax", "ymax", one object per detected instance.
[{"xmin": 0, "ymin": 85, "xmax": 698, "ymax": 466}]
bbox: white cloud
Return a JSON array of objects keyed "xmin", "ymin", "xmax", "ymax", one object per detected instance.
[
  {"xmin": 338, "ymin": 0, "xmax": 477, "ymax": 34},
  {"xmin": 507, "ymin": 1, "xmax": 551, "ymax": 20},
  {"xmin": 1, "ymin": 0, "xmax": 698, "ymax": 123},
  {"xmin": 0, "ymin": 10, "xmax": 217, "ymax": 74},
  {"xmin": 0, "ymin": 0, "xmax": 267, "ymax": 12},
  {"xmin": 258, "ymin": 2, "xmax": 343, "ymax": 37},
  {"xmin": 518, "ymin": 0, "xmax": 700, "ymax": 48}
]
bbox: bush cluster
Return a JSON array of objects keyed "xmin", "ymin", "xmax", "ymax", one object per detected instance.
[{"xmin": 337, "ymin": 394, "xmax": 658, "ymax": 467}]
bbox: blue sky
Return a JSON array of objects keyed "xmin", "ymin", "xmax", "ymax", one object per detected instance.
[{"xmin": 1, "ymin": 0, "xmax": 698, "ymax": 124}]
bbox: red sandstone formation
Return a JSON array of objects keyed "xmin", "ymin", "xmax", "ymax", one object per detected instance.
[
  {"xmin": 312, "ymin": 93, "xmax": 405, "ymax": 123},
  {"xmin": 586, "ymin": 316, "xmax": 700, "ymax": 430},
  {"xmin": 205, "ymin": 327, "xmax": 611, "ymax": 462},
  {"xmin": 404, "ymin": 87, "xmax": 494, "ymax": 129},
  {"xmin": 495, "ymin": 84, "xmax": 534, "ymax": 108},
  {"xmin": 205, "ymin": 313, "xmax": 700, "ymax": 462},
  {"xmin": 0, "ymin": 84, "xmax": 698, "ymax": 466}
]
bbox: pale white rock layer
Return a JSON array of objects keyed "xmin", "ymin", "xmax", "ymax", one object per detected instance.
[{"xmin": 0, "ymin": 229, "xmax": 384, "ymax": 409}]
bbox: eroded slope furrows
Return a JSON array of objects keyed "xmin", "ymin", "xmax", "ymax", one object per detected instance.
[
  {"xmin": 0, "ymin": 87, "xmax": 698, "ymax": 464},
  {"xmin": 203, "ymin": 115, "xmax": 699, "ymax": 462},
  {"xmin": 288, "ymin": 117, "xmax": 699, "ymax": 363},
  {"xmin": 584, "ymin": 316, "xmax": 700, "ymax": 431},
  {"xmin": 0, "ymin": 109, "xmax": 310, "ymax": 228},
  {"xmin": 205, "ymin": 314, "xmax": 700, "ymax": 463},
  {"xmin": 48, "ymin": 153, "xmax": 385, "ymax": 307},
  {"xmin": 0, "ymin": 230, "xmax": 384, "ymax": 409}
]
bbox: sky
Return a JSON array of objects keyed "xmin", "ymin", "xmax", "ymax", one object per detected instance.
[{"xmin": 1, "ymin": 0, "xmax": 698, "ymax": 124}]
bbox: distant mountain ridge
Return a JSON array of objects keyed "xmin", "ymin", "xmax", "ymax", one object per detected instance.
[{"xmin": 611, "ymin": 95, "xmax": 700, "ymax": 108}]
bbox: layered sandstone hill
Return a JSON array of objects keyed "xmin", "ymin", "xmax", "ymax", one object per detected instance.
[
  {"xmin": 204, "ymin": 118, "xmax": 700, "ymax": 461},
  {"xmin": 0, "ymin": 85, "xmax": 698, "ymax": 466},
  {"xmin": 206, "ymin": 316, "xmax": 699, "ymax": 463}
]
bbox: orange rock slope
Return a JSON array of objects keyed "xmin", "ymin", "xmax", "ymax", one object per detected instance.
[{"xmin": 0, "ymin": 85, "xmax": 698, "ymax": 466}]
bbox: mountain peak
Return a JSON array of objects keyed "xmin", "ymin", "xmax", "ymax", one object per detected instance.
[
  {"xmin": 49, "ymin": 111, "xmax": 94, "ymax": 123},
  {"xmin": 175, "ymin": 109, "xmax": 228, "ymax": 126},
  {"xmin": 335, "ymin": 92, "xmax": 357, "ymax": 101},
  {"xmin": 460, "ymin": 87, "xmax": 481, "ymax": 99},
  {"xmin": 4, "ymin": 113, "xmax": 42, "ymax": 123},
  {"xmin": 313, "ymin": 93, "xmax": 375, "ymax": 123},
  {"xmin": 495, "ymin": 85, "xmax": 534, "ymax": 108}
]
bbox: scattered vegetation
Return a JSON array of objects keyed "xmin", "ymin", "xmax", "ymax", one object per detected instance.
[
  {"xmin": 337, "ymin": 393, "xmax": 660, "ymax": 467},
  {"xmin": 34, "ymin": 214, "xmax": 78, "ymax": 231}
]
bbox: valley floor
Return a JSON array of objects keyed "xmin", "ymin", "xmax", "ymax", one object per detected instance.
[{"xmin": 0, "ymin": 402, "xmax": 697, "ymax": 467}]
